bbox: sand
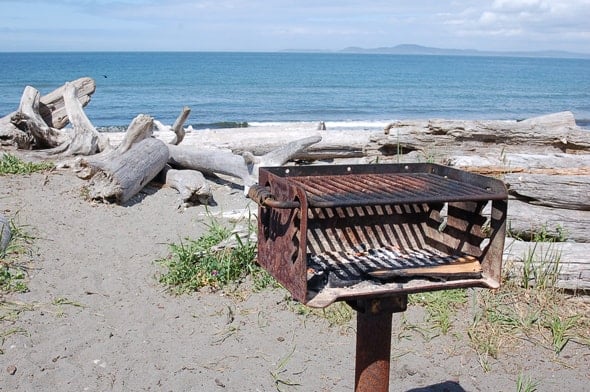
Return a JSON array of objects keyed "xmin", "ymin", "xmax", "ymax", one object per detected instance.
[{"xmin": 1, "ymin": 161, "xmax": 589, "ymax": 391}]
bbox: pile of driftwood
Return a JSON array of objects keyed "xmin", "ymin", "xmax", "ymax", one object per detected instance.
[
  {"xmin": 0, "ymin": 77, "xmax": 321, "ymax": 206},
  {"xmin": 375, "ymin": 112, "xmax": 590, "ymax": 291},
  {"xmin": 1, "ymin": 78, "xmax": 588, "ymax": 291}
]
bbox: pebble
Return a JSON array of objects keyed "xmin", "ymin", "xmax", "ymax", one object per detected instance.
[{"xmin": 7, "ymin": 364, "xmax": 17, "ymax": 375}]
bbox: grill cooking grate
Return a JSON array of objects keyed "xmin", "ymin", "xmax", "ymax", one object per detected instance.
[{"xmin": 289, "ymin": 172, "xmax": 500, "ymax": 207}]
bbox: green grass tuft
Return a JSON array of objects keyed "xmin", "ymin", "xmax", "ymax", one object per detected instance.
[
  {"xmin": 0, "ymin": 153, "xmax": 54, "ymax": 175},
  {"xmin": 157, "ymin": 218, "xmax": 274, "ymax": 294}
]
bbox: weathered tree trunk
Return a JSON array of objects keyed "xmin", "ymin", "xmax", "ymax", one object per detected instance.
[
  {"xmin": 37, "ymin": 77, "xmax": 96, "ymax": 129},
  {"xmin": 0, "ymin": 77, "xmax": 96, "ymax": 149},
  {"xmin": 168, "ymin": 145, "xmax": 254, "ymax": 187},
  {"xmin": 47, "ymin": 82, "xmax": 110, "ymax": 156},
  {"xmin": 11, "ymin": 86, "xmax": 68, "ymax": 149},
  {"xmin": 0, "ymin": 118, "xmax": 32, "ymax": 149},
  {"xmin": 167, "ymin": 135, "xmax": 323, "ymax": 192},
  {"xmin": 507, "ymin": 200, "xmax": 590, "ymax": 243},
  {"xmin": 88, "ymin": 138, "xmax": 169, "ymax": 204},
  {"xmin": 75, "ymin": 114, "xmax": 154, "ymax": 179},
  {"xmin": 446, "ymin": 153, "xmax": 590, "ymax": 172},
  {"xmin": 169, "ymin": 106, "xmax": 190, "ymax": 145},
  {"xmin": 374, "ymin": 111, "xmax": 590, "ymax": 157},
  {"xmin": 504, "ymin": 173, "xmax": 590, "ymax": 210},
  {"xmin": 504, "ymin": 240, "xmax": 590, "ymax": 291}
]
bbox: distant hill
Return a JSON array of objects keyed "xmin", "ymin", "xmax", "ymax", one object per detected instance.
[{"xmin": 339, "ymin": 44, "xmax": 590, "ymax": 59}]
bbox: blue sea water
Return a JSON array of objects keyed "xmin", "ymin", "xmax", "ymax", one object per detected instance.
[{"xmin": 0, "ymin": 52, "xmax": 589, "ymax": 130}]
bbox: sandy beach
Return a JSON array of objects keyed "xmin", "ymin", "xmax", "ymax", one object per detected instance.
[{"xmin": 1, "ymin": 131, "xmax": 589, "ymax": 391}]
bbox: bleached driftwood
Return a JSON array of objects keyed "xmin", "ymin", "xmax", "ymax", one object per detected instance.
[
  {"xmin": 0, "ymin": 119, "xmax": 32, "ymax": 149},
  {"xmin": 169, "ymin": 106, "xmax": 190, "ymax": 145},
  {"xmin": 163, "ymin": 167, "xmax": 213, "ymax": 207},
  {"xmin": 47, "ymin": 82, "xmax": 110, "ymax": 156},
  {"xmin": 36, "ymin": 77, "xmax": 96, "ymax": 129},
  {"xmin": 507, "ymin": 200, "xmax": 590, "ymax": 243},
  {"xmin": 446, "ymin": 153, "xmax": 590, "ymax": 173},
  {"xmin": 504, "ymin": 240, "xmax": 590, "ymax": 291},
  {"xmin": 168, "ymin": 135, "xmax": 323, "ymax": 192},
  {"xmin": 153, "ymin": 107, "xmax": 191, "ymax": 145},
  {"xmin": 88, "ymin": 137, "xmax": 169, "ymax": 204},
  {"xmin": 375, "ymin": 111, "xmax": 590, "ymax": 157},
  {"xmin": 0, "ymin": 77, "xmax": 96, "ymax": 149},
  {"xmin": 10, "ymin": 86, "xmax": 69, "ymax": 149},
  {"xmin": 168, "ymin": 145, "xmax": 253, "ymax": 187},
  {"xmin": 0, "ymin": 215, "xmax": 11, "ymax": 255},
  {"xmin": 75, "ymin": 114, "xmax": 154, "ymax": 179},
  {"xmin": 504, "ymin": 173, "xmax": 590, "ymax": 210}
]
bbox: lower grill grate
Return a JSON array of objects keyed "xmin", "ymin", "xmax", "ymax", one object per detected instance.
[{"xmin": 308, "ymin": 247, "xmax": 482, "ymax": 289}]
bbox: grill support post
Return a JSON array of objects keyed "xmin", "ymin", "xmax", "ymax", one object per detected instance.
[{"xmin": 349, "ymin": 295, "xmax": 408, "ymax": 392}]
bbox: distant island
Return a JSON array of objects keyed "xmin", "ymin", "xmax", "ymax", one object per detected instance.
[
  {"xmin": 341, "ymin": 44, "xmax": 590, "ymax": 59},
  {"xmin": 286, "ymin": 44, "xmax": 590, "ymax": 59}
]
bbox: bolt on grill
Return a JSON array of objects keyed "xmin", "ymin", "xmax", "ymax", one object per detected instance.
[{"xmin": 249, "ymin": 163, "xmax": 508, "ymax": 392}]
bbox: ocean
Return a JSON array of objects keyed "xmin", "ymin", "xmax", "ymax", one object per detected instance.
[{"xmin": 1, "ymin": 52, "xmax": 589, "ymax": 131}]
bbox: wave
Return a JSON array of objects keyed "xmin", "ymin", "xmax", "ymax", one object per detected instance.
[{"xmin": 97, "ymin": 118, "xmax": 589, "ymax": 133}]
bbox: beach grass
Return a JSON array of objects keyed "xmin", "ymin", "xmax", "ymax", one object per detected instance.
[
  {"xmin": 0, "ymin": 153, "xmax": 54, "ymax": 175},
  {"xmin": 0, "ymin": 217, "xmax": 36, "ymax": 354},
  {"xmin": 157, "ymin": 217, "xmax": 275, "ymax": 294},
  {"xmin": 468, "ymin": 243, "xmax": 589, "ymax": 371}
]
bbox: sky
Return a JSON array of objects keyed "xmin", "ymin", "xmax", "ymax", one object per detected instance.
[{"xmin": 1, "ymin": 0, "xmax": 589, "ymax": 53}]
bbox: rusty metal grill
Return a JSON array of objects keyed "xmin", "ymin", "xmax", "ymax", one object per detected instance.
[
  {"xmin": 250, "ymin": 163, "xmax": 508, "ymax": 392},
  {"xmin": 250, "ymin": 163, "xmax": 507, "ymax": 306}
]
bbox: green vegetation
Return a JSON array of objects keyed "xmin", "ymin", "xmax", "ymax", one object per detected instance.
[
  {"xmin": 270, "ymin": 346, "xmax": 301, "ymax": 391},
  {"xmin": 0, "ymin": 217, "xmax": 35, "ymax": 353},
  {"xmin": 157, "ymin": 217, "xmax": 275, "ymax": 294},
  {"xmin": 285, "ymin": 298, "xmax": 354, "ymax": 329},
  {"xmin": 0, "ymin": 217, "xmax": 33, "ymax": 293},
  {"xmin": 468, "ymin": 243, "xmax": 589, "ymax": 371},
  {"xmin": 0, "ymin": 153, "xmax": 53, "ymax": 175},
  {"xmin": 516, "ymin": 373, "xmax": 539, "ymax": 392},
  {"xmin": 409, "ymin": 289, "xmax": 468, "ymax": 334}
]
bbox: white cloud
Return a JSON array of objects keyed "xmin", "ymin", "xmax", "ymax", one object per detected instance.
[
  {"xmin": 491, "ymin": 0, "xmax": 550, "ymax": 13},
  {"xmin": 440, "ymin": 0, "xmax": 590, "ymax": 51}
]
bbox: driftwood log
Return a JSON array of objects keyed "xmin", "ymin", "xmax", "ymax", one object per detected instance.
[
  {"xmin": 47, "ymin": 82, "xmax": 111, "ymax": 156},
  {"xmin": 168, "ymin": 135, "xmax": 323, "ymax": 193},
  {"xmin": 0, "ymin": 77, "xmax": 95, "ymax": 149},
  {"xmin": 376, "ymin": 111, "xmax": 590, "ymax": 156},
  {"xmin": 154, "ymin": 106, "xmax": 191, "ymax": 145},
  {"xmin": 88, "ymin": 137, "xmax": 169, "ymax": 203},
  {"xmin": 507, "ymin": 200, "xmax": 590, "ymax": 243},
  {"xmin": 504, "ymin": 173, "xmax": 590, "ymax": 210},
  {"xmin": 11, "ymin": 86, "xmax": 69, "ymax": 149},
  {"xmin": 75, "ymin": 114, "xmax": 154, "ymax": 180}
]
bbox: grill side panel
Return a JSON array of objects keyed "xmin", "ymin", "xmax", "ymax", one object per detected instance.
[{"xmin": 256, "ymin": 172, "xmax": 308, "ymax": 302}]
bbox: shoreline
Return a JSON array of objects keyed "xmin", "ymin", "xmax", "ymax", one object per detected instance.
[{"xmin": 96, "ymin": 117, "xmax": 590, "ymax": 134}]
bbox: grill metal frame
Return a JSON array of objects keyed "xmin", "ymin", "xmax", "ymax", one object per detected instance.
[{"xmin": 252, "ymin": 163, "xmax": 508, "ymax": 308}]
